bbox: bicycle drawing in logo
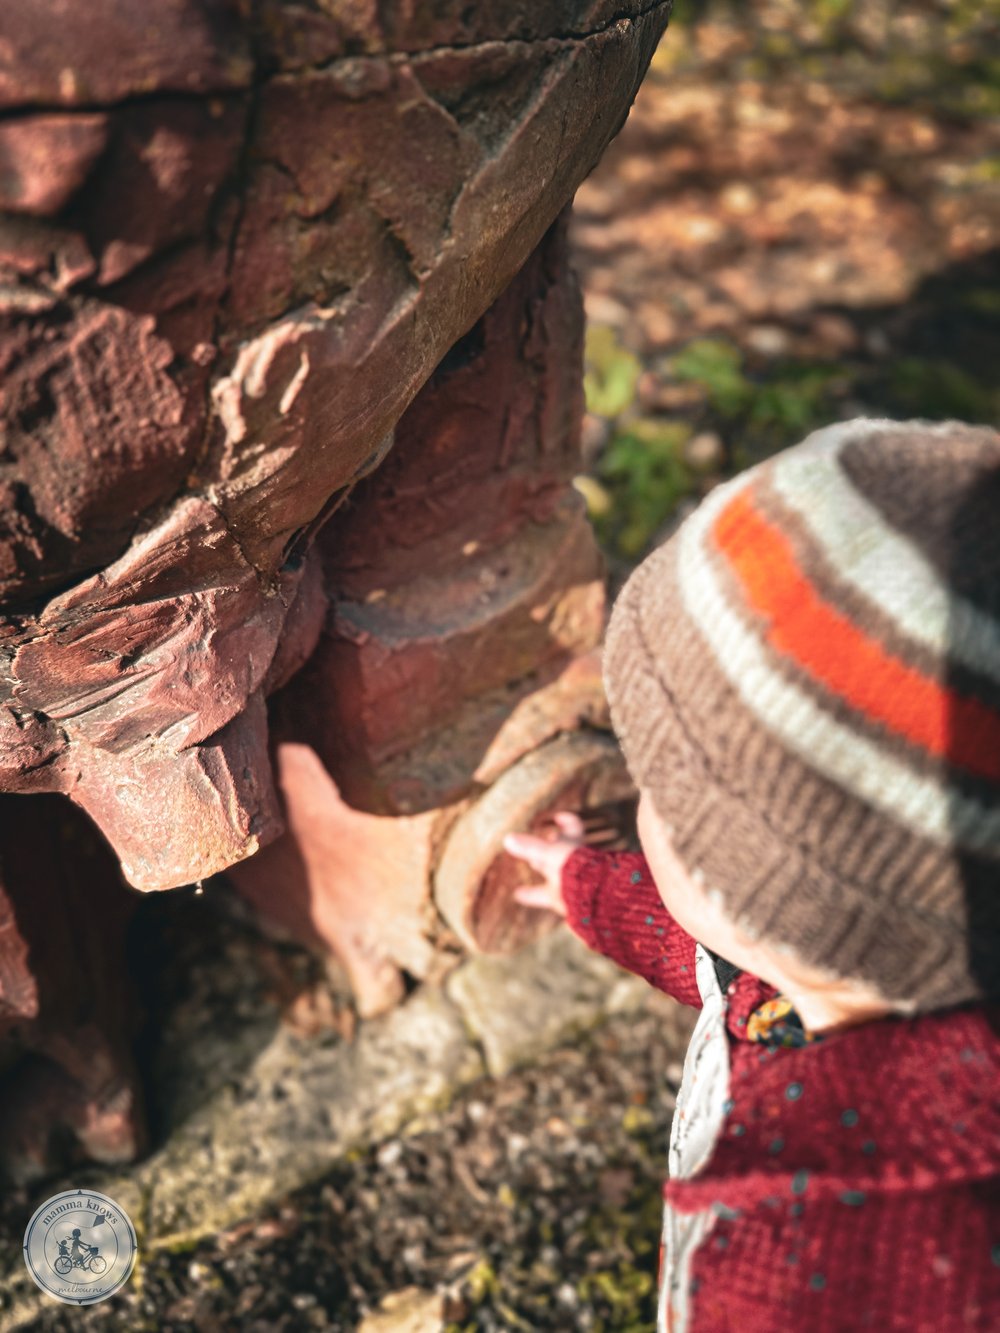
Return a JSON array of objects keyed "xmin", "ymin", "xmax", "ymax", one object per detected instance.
[{"xmin": 53, "ymin": 1230, "xmax": 108, "ymax": 1278}]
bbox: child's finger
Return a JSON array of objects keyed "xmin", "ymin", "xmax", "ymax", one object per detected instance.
[
  {"xmin": 552, "ymin": 810, "xmax": 585, "ymax": 840},
  {"xmin": 502, "ymin": 831, "xmax": 564, "ymax": 874},
  {"xmin": 513, "ymin": 885, "xmax": 566, "ymax": 915}
]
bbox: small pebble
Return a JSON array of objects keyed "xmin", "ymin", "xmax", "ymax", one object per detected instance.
[
  {"xmin": 377, "ymin": 1140, "xmax": 403, "ymax": 1168},
  {"xmin": 684, "ymin": 431, "xmax": 725, "ymax": 472},
  {"xmin": 745, "ymin": 324, "xmax": 790, "ymax": 357}
]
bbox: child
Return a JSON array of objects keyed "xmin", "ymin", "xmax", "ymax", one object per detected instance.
[{"xmin": 505, "ymin": 420, "xmax": 1000, "ymax": 1331}]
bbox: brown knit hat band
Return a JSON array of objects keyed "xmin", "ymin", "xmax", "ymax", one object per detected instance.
[{"xmin": 603, "ymin": 419, "xmax": 1000, "ymax": 1011}]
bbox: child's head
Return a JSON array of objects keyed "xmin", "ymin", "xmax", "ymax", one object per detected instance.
[{"xmin": 605, "ymin": 419, "xmax": 1000, "ymax": 1015}]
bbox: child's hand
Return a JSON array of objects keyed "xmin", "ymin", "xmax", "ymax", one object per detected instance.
[{"xmin": 502, "ymin": 811, "xmax": 586, "ymax": 918}]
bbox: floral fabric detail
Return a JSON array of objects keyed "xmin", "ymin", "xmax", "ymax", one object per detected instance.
[{"xmin": 746, "ymin": 995, "xmax": 822, "ymax": 1049}]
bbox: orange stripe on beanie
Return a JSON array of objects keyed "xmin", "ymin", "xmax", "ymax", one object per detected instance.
[{"xmin": 712, "ymin": 485, "xmax": 1000, "ymax": 782}]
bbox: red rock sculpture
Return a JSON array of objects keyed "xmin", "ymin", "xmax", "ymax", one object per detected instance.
[{"xmin": 0, "ymin": 0, "xmax": 668, "ymax": 1171}]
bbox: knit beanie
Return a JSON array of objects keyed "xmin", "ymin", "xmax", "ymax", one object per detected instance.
[{"xmin": 603, "ymin": 418, "xmax": 1000, "ymax": 1013}]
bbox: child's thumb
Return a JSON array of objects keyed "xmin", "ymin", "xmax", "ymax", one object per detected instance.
[{"xmin": 503, "ymin": 831, "xmax": 537, "ymax": 861}]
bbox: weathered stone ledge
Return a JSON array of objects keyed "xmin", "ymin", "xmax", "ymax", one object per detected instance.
[{"xmin": 0, "ymin": 929, "xmax": 665, "ymax": 1330}]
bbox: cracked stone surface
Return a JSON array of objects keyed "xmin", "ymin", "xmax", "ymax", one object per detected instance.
[
  {"xmin": 0, "ymin": 0, "xmax": 669, "ymax": 1177},
  {"xmin": 0, "ymin": 0, "xmax": 670, "ymax": 892},
  {"xmin": 117, "ymin": 928, "xmax": 655, "ymax": 1251},
  {"xmin": 136, "ymin": 981, "xmax": 486, "ymax": 1250}
]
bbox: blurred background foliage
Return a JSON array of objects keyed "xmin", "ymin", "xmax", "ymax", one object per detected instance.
[{"xmin": 573, "ymin": 0, "xmax": 1000, "ymax": 570}]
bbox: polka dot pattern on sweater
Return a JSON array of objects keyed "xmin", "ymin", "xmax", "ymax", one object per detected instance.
[{"xmin": 559, "ymin": 846, "xmax": 1000, "ymax": 1331}]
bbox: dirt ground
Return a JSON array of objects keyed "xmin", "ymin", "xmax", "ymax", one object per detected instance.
[
  {"xmin": 4, "ymin": 1004, "xmax": 688, "ymax": 1333},
  {"xmin": 4, "ymin": 1, "xmax": 1000, "ymax": 1329}
]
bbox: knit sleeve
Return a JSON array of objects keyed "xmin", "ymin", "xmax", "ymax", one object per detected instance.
[{"xmin": 561, "ymin": 847, "xmax": 703, "ymax": 1008}]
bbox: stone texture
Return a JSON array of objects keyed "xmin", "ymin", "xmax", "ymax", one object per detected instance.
[
  {"xmin": 114, "ymin": 985, "xmax": 484, "ymax": 1250},
  {"xmin": 204, "ymin": 15, "xmax": 671, "ymax": 574},
  {"xmin": 228, "ymin": 219, "xmax": 613, "ymax": 987},
  {"xmin": 472, "ymin": 649, "xmax": 610, "ymax": 787},
  {"xmin": 318, "ymin": 220, "xmax": 586, "ymax": 595},
  {"xmin": 0, "ymin": 114, "xmax": 108, "ymax": 216},
  {"xmin": 229, "ymin": 742, "xmax": 448, "ymax": 1018},
  {"xmin": 445, "ymin": 927, "xmax": 654, "ymax": 1078},
  {"xmin": 0, "ymin": 928, "xmax": 664, "ymax": 1266},
  {"xmin": 0, "ymin": 0, "xmax": 253, "ymax": 107},
  {"xmin": 256, "ymin": 0, "xmax": 671, "ymax": 68},
  {"xmin": 0, "ymin": 0, "xmax": 670, "ymax": 893},
  {"xmin": 0, "ymin": 0, "xmax": 670, "ymax": 1178},
  {"xmin": 434, "ymin": 733, "xmax": 634, "ymax": 955},
  {"xmin": 0, "ymin": 304, "xmax": 203, "ymax": 605},
  {"xmin": 278, "ymin": 219, "xmax": 606, "ymax": 817},
  {"xmin": 0, "ymin": 796, "xmax": 143, "ymax": 1185},
  {"xmin": 291, "ymin": 495, "xmax": 606, "ymax": 816},
  {"xmin": 88, "ymin": 97, "xmax": 248, "ymax": 288},
  {"xmin": 4, "ymin": 498, "xmax": 319, "ymax": 887}
]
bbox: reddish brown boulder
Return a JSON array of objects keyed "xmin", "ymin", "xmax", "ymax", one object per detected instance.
[
  {"xmin": 231, "ymin": 220, "xmax": 617, "ymax": 1008},
  {"xmin": 0, "ymin": 0, "xmax": 668, "ymax": 1170},
  {"xmin": 230, "ymin": 742, "xmax": 440, "ymax": 1018},
  {"xmin": 281, "ymin": 218, "xmax": 604, "ymax": 816},
  {"xmin": 1, "ymin": 0, "xmax": 668, "ymax": 894}
]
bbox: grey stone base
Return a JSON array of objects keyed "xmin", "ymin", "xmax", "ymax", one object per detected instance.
[{"xmin": 1, "ymin": 928, "xmax": 670, "ymax": 1330}]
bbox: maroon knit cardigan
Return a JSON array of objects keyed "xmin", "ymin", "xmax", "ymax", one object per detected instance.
[{"xmin": 561, "ymin": 846, "xmax": 1000, "ymax": 1332}]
